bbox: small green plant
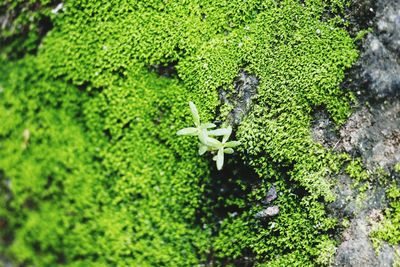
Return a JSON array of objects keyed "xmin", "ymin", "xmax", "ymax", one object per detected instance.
[{"xmin": 177, "ymin": 101, "xmax": 240, "ymax": 170}]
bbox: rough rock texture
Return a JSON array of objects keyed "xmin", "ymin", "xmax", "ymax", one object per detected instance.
[
  {"xmin": 329, "ymin": 171, "xmax": 395, "ymax": 266},
  {"xmin": 219, "ymin": 71, "xmax": 258, "ymax": 125},
  {"xmin": 325, "ymin": 0, "xmax": 400, "ymax": 265},
  {"xmin": 341, "ymin": 0, "xmax": 400, "ymax": 170},
  {"xmin": 346, "ymin": 0, "xmax": 376, "ymax": 37},
  {"xmin": 311, "ymin": 110, "xmax": 340, "ymax": 149},
  {"xmin": 334, "ymin": 216, "xmax": 395, "ymax": 267},
  {"xmin": 348, "ymin": 0, "xmax": 400, "ymax": 99},
  {"xmin": 313, "ymin": 101, "xmax": 400, "ymax": 172},
  {"xmin": 339, "ymin": 101, "xmax": 400, "ymax": 171}
]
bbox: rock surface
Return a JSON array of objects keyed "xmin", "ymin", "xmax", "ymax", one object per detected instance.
[
  {"xmin": 334, "ymin": 216, "xmax": 395, "ymax": 267},
  {"xmin": 324, "ymin": 0, "xmax": 400, "ymax": 265},
  {"xmin": 219, "ymin": 71, "xmax": 259, "ymax": 125},
  {"xmin": 338, "ymin": 101, "xmax": 400, "ymax": 171},
  {"xmin": 348, "ymin": 0, "xmax": 400, "ymax": 99}
]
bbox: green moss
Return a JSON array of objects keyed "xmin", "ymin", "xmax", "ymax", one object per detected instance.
[
  {"xmin": 0, "ymin": 0, "xmax": 360, "ymax": 265},
  {"xmin": 0, "ymin": 0, "xmax": 58, "ymax": 59},
  {"xmin": 395, "ymin": 251, "xmax": 400, "ymax": 267},
  {"xmin": 0, "ymin": 59, "xmax": 210, "ymax": 266},
  {"xmin": 394, "ymin": 163, "xmax": 400, "ymax": 173},
  {"xmin": 346, "ymin": 158, "xmax": 369, "ymax": 182},
  {"xmin": 370, "ymin": 184, "xmax": 400, "ymax": 250},
  {"xmin": 345, "ymin": 158, "xmax": 371, "ymax": 193},
  {"xmin": 211, "ymin": 179, "xmax": 338, "ymax": 265}
]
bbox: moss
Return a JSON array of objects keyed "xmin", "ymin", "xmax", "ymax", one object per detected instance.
[
  {"xmin": 395, "ymin": 250, "xmax": 400, "ymax": 267},
  {"xmin": 370, "ymin": 184, "xmax": 400, "ymax": 250},
  {"xmin": 1, "ymin": 0, "xmax": 360, "ymax": 266},
  {"xmin": 346, "ymin": 158, "xmax": 370, "ymax": 182},
  {"xmin": 394, "ymin": 163, "xmax": 400, "ymax": 173},
  {"xmin": 0, "ymin": 59, "xmax": 210, "ymax": 266},
  {"xmin": 214, "ymin": 190, "xmax": 338, "ymax": 265},
  {"xmin": 0, "ymin": 0, "xmax": 58, "ymax": 59}
]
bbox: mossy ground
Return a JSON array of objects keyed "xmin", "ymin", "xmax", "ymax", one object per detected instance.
[
  {"xmin": 370, "ymin": 168, "xmax": 400, "ymax": 254},
  {"xmin": 0, "ymin": 0, "xmax": 363, "ymax": 266}
]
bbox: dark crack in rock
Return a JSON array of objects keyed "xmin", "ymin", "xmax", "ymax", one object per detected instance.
[
  {"xmin": 346, "ymin": 0, "xmax": 376, "ymax": 38},
  {"xmin": 0, "ymin": 1, "xmax": 59, "ymax": 58},
  {"xmin": 219, "ymin": 71, "xmax": 258, "ymax": 125},
  {"xmin": 148, "ymin": 61, "xmax": 178, "ymax": 78}
]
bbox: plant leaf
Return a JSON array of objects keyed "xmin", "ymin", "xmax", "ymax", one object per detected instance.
[
  {"xmin": 216, "ymin": 148, "xmax": 224, "ymax": 170},
  {"xmin": 208, "ymin": 128, "xmax": 230, "ymax": 136},
  {"xmin": 222, "ymin": 126, "xmax": 232, "ymax": 143},
  {"xmin": 225, "ymin": 141, "xmax": 241, "ymax": 147},
  {"xmin": 189, "ymin": 101, "xmax": 200, "ymax": 126},
  {"xmin": 198, "ymin": 144, "xmax": 208, "ymax": 155},
  {"xmin": 201, "ymin": 122, "xmax": 216, "ymax": 129},
  {"xmin": 176, "ymin": 127, "xmax": 198, "ymax": 136},
  {"xmin": 204, "ymin": 136, "xmax": 221, "ymax": 148},
  {"xmin": 224, "ymin": 148, "xmax": 234, "ymax": 154},
  {"xmin": 198, "ymin": 129, "xmax": 209, "ymax": 144}
]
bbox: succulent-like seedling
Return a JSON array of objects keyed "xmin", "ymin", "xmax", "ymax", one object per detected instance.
[
  {"xmin": 177, "ymin": 102, "xmax": 240, "ymax": 170},
  {"xmin": 206, "ymin": 126, "xmax": 240, "ymax": 170},
  {"xmin": 176, "ymin": 101, "xmax": 216, "ymax": 140}
]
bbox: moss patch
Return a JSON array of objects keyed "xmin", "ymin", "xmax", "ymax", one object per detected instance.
[
  {"xmin": 370, "ymin": 184, "xmax": 400, "ymax": 250},
  {"xmin": 0, "ymin": 1, "xmax": 58, "ymax": 59},
  {"xmin": 1, "ymin": 0, "xmax": 360, "ymax": 266}
]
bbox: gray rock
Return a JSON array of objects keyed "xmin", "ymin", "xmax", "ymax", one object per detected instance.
[
  {"xmin": 334, "ymin": 215, "xmax": 395, "ymax": 267},
  {"xmin": 357, "ymin": 0, "xmax": 400, "ymax": 99},
  {"xmin": 346, "ymin": 0, "xmax": 376, "ymax": 37},
  {"xmin": 255, "ymin": 206, "xmax": 279, "ymax": 219},
  {"xmin": 261, "ymin": 186, "xmax": 277, "ymax": 205},
  {"xmin": 0, "ymin": 256, "xmax": 14, "ymax": 267},
  {"xmin": 325, "ymin": 0, "xmax": 400, "ymax": 265},
  {"xmin": 219, "ymin": 71, "xmax": 258, "ymax": 125},
  {"xmin": 311, "ymin": 110, "xmax": 340, "ymax": 149},
  {"xmin": 338, "ymin": 100, "xmax": 400, "ymax": 171},
  {"xmin": 312, "ymin": 102, "xmax": 400, "ymax": 172}
]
